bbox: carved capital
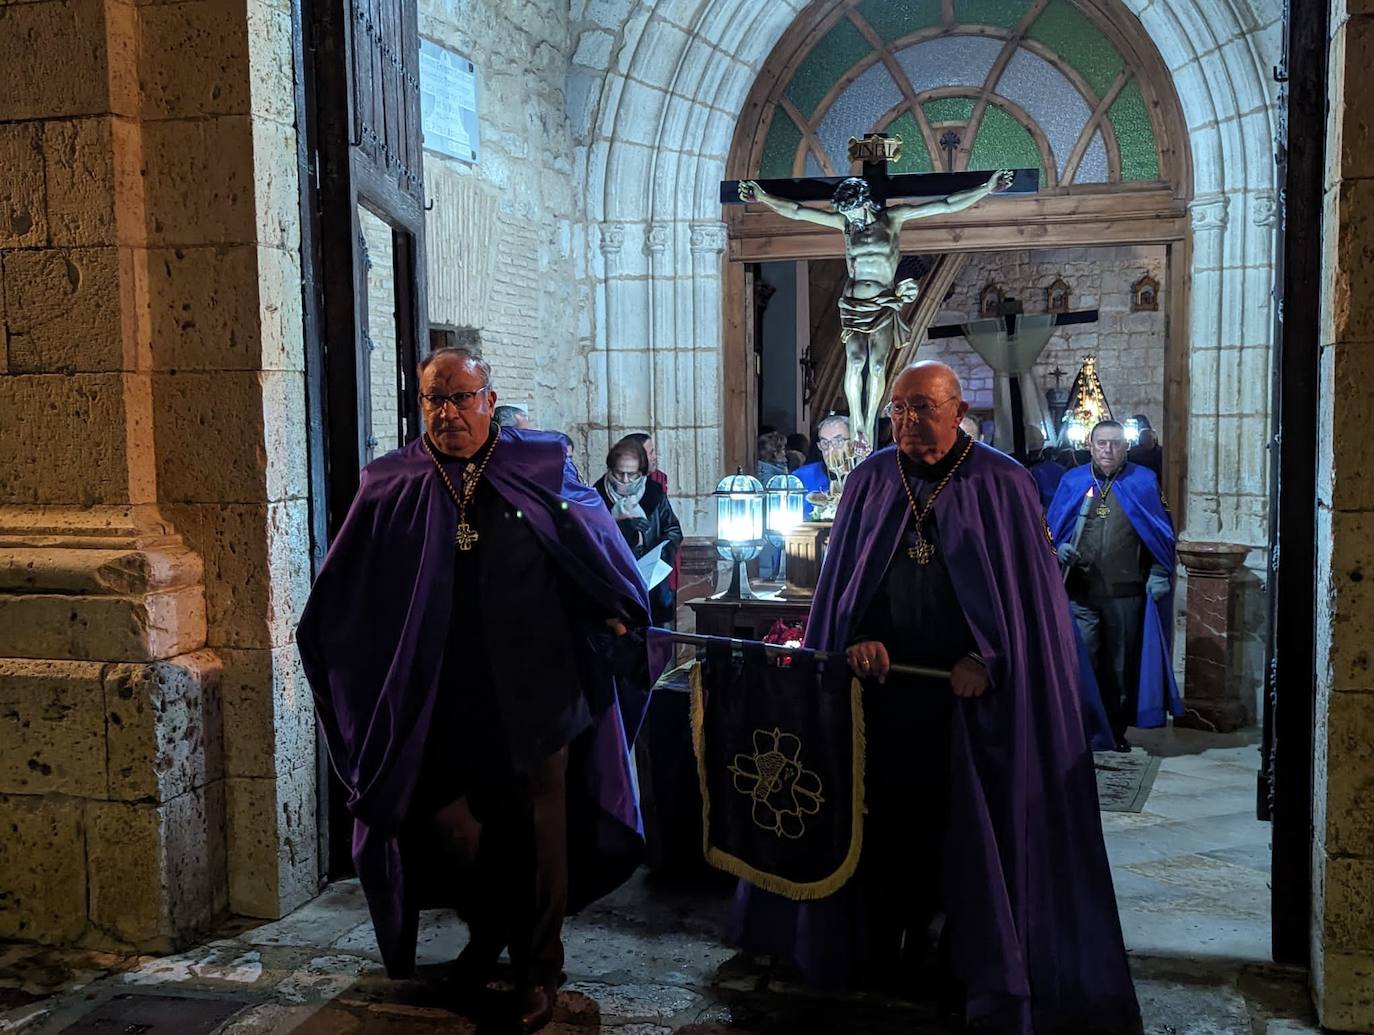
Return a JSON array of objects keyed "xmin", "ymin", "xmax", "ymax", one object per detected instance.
[
  {"xmin": 1252, "ymin": 190, "xmax": 1277, "ymax": 228},
  {"xmin": 689, "ymin": 221, "xmax": 728, "ymax": 255},
  {"xmin": 646, "ymin": 223, "xmax": 670, "ymax": 255},
  {"xmin": 599, "ymin": 222, "xmax": 626, "ymax": 255},
  {"xmin": 1189, "ymin": 194, "xmax": 1229, "ymax": 233}
]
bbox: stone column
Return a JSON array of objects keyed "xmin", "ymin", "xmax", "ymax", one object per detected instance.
[
  {"xmin": 0, "ymin": 0, "xmax": 313, "ymax": 951},
  {"xmin": 687, "ymin": 222, "xmax": 728, "ymax": 533},
  {"xmin": 1174, "ymin": 542, "xmax": 1252, "ymax": 732},
  {"xmin": 1312, "ymin": 4, "xmax": 1374, "ymax": 1029}
]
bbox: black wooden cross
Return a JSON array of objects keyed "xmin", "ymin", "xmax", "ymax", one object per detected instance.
[{"xmin": 720, "ymin": 134, "xmax": 1039, "ymax": 207}]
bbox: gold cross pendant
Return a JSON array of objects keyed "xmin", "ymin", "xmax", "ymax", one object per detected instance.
[
  {"xmin": 455, "ymin": 522, "xmax": 479, "ymax": 551},
  {"xmin": 1096, "ymin": 505, "xmax": 1111, "ymax": 518},
  {"xmin": 907, "ymin": 539, "xmax": 934, "ymax": 565}
]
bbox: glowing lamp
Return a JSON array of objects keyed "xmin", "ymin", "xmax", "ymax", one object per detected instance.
[
  {"xmin": 713, "ymin": 467, "xmax": 765, "ymax": 600},
  {"xmin": 1123, "ymin": 417, "xmax": 1141, "ymax": 445}
]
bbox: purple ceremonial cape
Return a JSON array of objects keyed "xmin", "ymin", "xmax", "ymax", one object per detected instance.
[
  {"xmin": 734, "ymin": 443, "xmax": 1140, "ymax": 1034},
  {"xmin": 1048, "ymin": 462, "xmax": 1183, "ymax": 727},
  {"xmin": 298, "ymin": 429, "xmax": 660, "ymax": 977}
]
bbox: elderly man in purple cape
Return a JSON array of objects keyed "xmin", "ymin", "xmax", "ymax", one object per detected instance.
[
  {"xmin": 1048, "ymin": 419, "xmax": 1183, "ymax": 751},
  {"xmin": 298, "ymin": 347, "xmax": 661, "ymax": 1034},
  {"xmin": 733, "ymin": 362, "xmax": 1140, "ymax": 1034}
]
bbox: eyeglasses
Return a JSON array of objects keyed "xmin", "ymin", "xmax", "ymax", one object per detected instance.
[
  {"xmin": 818, "ymin": 435, "xmax": 849, "ymax": 450},
  {"xmin": 608, "ymin": 468, "xmax": 642, "ymax": 483},
  {"xmin": 889, "ymin": 396, "xmax": 956, "ymax": 419},
  {"xmin": 419, "ymin": 385, "xmax": 491, "ymax": 412}
]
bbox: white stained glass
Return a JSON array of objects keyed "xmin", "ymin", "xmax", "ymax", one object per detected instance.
[
  {"xmin": 994, "ymin": 48, "xmax": 1092, "ymax": 180},
  {"xmin": 1075, "ymin": 128, "xmax": 1109, "ymax": 183},
  {"xmin": 816, "ymin": 62, "xmax": 905, "ymax": 172},
  {"xmin": 894, "ymin": 35, "xmax": 1005, "ymax": 96}
]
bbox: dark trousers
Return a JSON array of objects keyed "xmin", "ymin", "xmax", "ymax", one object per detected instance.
[
  {"xmin": 424, "ymin": 747, "xmax": 569, "ymax": 989},
  {"xmin": 1071, "ymin": 596, "xmax": 1145, "ymax": 741},
  {"xmin": 860, "ymin": 679, "xmax": 952, "ymax": 980}
]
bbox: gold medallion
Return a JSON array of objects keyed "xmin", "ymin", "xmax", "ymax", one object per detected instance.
[
  {"xmin": 455, "ymin": 522, "xmax": 479, "ymax": 551},
  {"xmin": 1096, "ymin": 504, "xmax": 1111, "ymax": 518},
  {"xmin": 907, "ymin": 538, "xmax": 934, "ymax": 565}
]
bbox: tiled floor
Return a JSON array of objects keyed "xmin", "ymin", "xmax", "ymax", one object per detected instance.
[{"xmin": 0, "ymin": 728, "xmax": 1319, "ymax": 1034}]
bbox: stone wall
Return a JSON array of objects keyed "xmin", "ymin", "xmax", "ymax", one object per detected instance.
[
  {"xmin": 418, "ymin": 0, "xmax": 590, "ymax": 462},
  {"xmin": 930, "ymin": 246, "xmax": 1169, "ymax": 429},
  {"xmin": 1312, "ymin": 3, "xmax": 1374, "ymax": 1029},
  {"xmin": 0, "ymin": 0, "xmax": 315, "ymax": 949}
]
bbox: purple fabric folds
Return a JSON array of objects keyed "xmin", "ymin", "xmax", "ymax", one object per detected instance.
[
  {"xmin": 298, "ymin": 429, "xmax": 658, "ymax": 977},
  {"xmin": 734, "ymin": 443, "xmax": 1141, "ymax": 1034}
]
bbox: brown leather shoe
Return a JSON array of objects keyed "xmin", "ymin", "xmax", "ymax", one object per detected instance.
[{"xmin": 517, "ymin": 983, "xmax": 556, "ymax": 1033}]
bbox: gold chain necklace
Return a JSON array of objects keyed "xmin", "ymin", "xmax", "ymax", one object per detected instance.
[
  {"xmin": 421, "ymin": 431, "xmax": 498, "ymax": 551},
  {"xmin": 897, "ymin": 436, "xmax": 974, "ymax": 565},
  {"xmin": 1091, "ymin": 470, "xmax": 1118, "ymax": 518}
]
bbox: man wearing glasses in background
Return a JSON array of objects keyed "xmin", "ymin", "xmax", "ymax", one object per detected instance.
[
  {"xmin": 792, "ymin": 413, "xmax": 852, "ymax": 516},
  {"xmin": 298, "ymin": 347, "xmax": 659, "ymax": 1033},
  {"xmin": 1049, "ymin": 419, "xmax": 1182, "ymax": 751}
]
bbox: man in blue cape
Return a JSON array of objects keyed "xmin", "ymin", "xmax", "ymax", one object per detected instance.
[
  {"xmin": 793, "ymin": 414, "xmax": 850, "ymax": 517},
  {"xmin": 733, "ymin": 362, "xmax": 1140, "ymax": 1034},
  {"xmin": 1048, "ymin": 419, "xmax": 1182, "ymax": 748},
  {"xmin": 298, "ymin": 347, "xmax": 661, "ymax": 1033}
]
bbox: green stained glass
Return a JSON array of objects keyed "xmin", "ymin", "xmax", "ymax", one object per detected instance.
[
  {"xmin": 954, "ymin": 0, "xmax": 1029, "ymax": 29},
  {"xmin": 1026, "ymin": 0, "xmax": 1123, "ymax": 98},
  {"xmin": 923, "ymin": 97, "xmax": 976, "ymax": 124},
  {"xmin": 968, "ymin": 104, "xmax": 1046, "ymax": 181},
  {"xmin": 1106, "ymin": 79, "xmax": 1160, "ymax": 181},
  {"xmin": 786, "ymin": 18, "xmax": 873, "ymax": 119},
  {"xmin": 883, "ymin": 111, "xmax": 934, "ymax": 173},
  {"xmin": 759, "ymin": 107, "xmax": 804, "ymax": 178},
  {"xmin": 855, "ymin": 0, "xmax": 943, "ymax": 42}
]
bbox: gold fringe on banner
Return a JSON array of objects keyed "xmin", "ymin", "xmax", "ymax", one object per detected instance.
[{"xmin": 688, "ymin": 664, "xmax": 867, "ymax": 901}]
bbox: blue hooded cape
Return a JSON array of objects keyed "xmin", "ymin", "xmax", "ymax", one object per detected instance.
[
  {"xmin": 733, "ymin": 442, "xmax": 1139, "ymax": 1034},
  {"xmin": 1047, "ymin": 462, "xmax": 1183, "ymax": 728},
  {"xmin": 298, "ymin": 429, "xmax": 664, "ymax": 977}
]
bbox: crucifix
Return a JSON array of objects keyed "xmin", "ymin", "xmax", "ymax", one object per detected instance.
[
  {"xmin": 722, "ymin": 134, "xmax": 1038, "ymax": 447},
  {"xmin": 926, "ymin": 301, "xmax": 1099, "ymax": 458}
]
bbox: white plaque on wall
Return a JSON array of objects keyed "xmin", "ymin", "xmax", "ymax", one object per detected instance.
[{"xmin": 419, "ymin": 39, "xmax": 479, "ymax": 163}]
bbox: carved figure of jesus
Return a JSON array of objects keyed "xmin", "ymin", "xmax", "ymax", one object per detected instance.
[{"xmin": 739, "ymin": 170, "xmax": 1012, "ymax": 444}]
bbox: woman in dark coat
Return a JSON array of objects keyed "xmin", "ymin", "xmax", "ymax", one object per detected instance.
[{"xmin": 595, "ymin": 438, "xmax": 683, "ymax": 627}]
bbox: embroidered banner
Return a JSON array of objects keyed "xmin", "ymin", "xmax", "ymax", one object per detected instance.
[{"xmin": 689, "ymin": 643, "xmax": 864, "ymax": 900}]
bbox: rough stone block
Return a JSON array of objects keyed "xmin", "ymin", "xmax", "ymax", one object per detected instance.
[
  {"xmin": 2, "ymin": 247, "xmax": 128, "ymax": 372},
  {"xmin": 1314, "ymin": 946, "xmax": 1374, "ymax": 1032},
  {"xmin": 246, "ymin": 0, "xmax": 296, "ymax": 124},
  {"xmin": 0, "ymin": 123, "xmax": 48, "ymax": 246},
  {"xmin": 1328, "ymin": 178, "xmax": 1374, "ymax": 343},
  {"xmin": 1318, "ymin": 343, "xmax": 1374, "ymax": 511},
  {"xmin": 0, "ymin": 658, "xmax": 107, "ymax": 797},
  {"xmin": 0, "ymin": 374, "xmax": 141, "ymax": 506},
  {"xmin": 0, "ymin": 0, "xmax": 111, "ymax": 121},
  {"xmin": 1321, "ymin": 856, "xmax": 1374, "ymax": 953},
  {"xmin": 86, "ymin": 783, "xmax": 228, "ymax": 950},
  {"xmin": 0, "ymin": 794, "xmax": 88, "ymax": 942},
  {"xmin": 138, "ymin": 0, "xmax": 251, "ymax": 119},
  {"xmin": 226, "ymin": 766, "xmax": 318, "ymax": 919},
  {"xmin": 141, "ymin": 117, "xmax": 257, "ymax": 247},
  {"xmin": 1333, "ymin": 16, "xmax": 1374, "ymax": 182},
  {"xmin": 104, "ymin": 650, "xmax": 223, "ymax": 802},
  {"xmin": 261, "ymin": 372, "xmax": 310, "ymax": 503},
  {"xmin": 0, "ymin": 584, "xmax": 207, "ymax": 663},
  {"xmin": 1320, "ymin": 689, "xmax": 1374, "ymax": 856},
  {"xmin": 218, "ymin": 646, "xmax": 315, "ymax": 780},
  {"xmin": 42, "ymin": 117, "xmax": 139, "ymax": 248},
  {"xmin": 258, "ymin": 245, "xmax": 305, "ymax": 373},
  {"xmin": 146, "ymin": 244, "xmax": 263, "ymax": 370},
  {"xmin": 152, "ymin": 371, "xmax": 269, "ymax": 502},
  {"xmin": 250, "ymin": 118, "xmax": 301, "ymax": 250},
  {"xmin": 1319, "ymin": 508, "xmax": 1374, "ymax": 692}
]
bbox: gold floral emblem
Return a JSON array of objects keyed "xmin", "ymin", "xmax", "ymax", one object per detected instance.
[{"xmin": 729, "ymin": 728, "xmax": 825, "ymax": 839}]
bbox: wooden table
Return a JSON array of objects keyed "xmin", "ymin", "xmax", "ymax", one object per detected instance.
[{"xmin": 684, "ymin": 589, "xmax": 812, "ymax": 640}]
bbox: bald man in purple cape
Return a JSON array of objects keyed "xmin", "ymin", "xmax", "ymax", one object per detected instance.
[
  {"xmin": 298, "ymin": 348, "xmax": 660, "ymax": 1034},
  {"xmin": 733, "ymin": 362, "xmax": 1140, "ymax": 1034}
]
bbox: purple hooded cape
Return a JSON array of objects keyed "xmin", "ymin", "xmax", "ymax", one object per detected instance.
[
  {"xmin": 734, "ymin": 443, "xmax": 1140, "ymax": 1034},
  {"xmin": 1047, "ymin": 462, "xmax": 1183, "ymax": 728},
  {"xmin": 298, "ymin": 429, "xmax": 661, "ymax": 977}
]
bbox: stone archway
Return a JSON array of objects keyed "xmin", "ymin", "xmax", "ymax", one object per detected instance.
[{"xmin": 580, "ymin": 0, "xmax": 1278, "ymax": 550}]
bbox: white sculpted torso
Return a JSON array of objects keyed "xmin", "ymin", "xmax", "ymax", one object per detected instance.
[{"xmin": 844, "ymin": 215, "xmax": 902, "ymax": 299}]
